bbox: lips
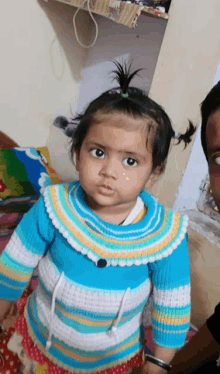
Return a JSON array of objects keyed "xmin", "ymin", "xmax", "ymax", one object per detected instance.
[
  {"xmin": 99, "ymin": 184, "xmax": 112, "ymax": 190},
  {"xmin": 98, "ymin": 184, "xmax": 114, "ymax": 195}
]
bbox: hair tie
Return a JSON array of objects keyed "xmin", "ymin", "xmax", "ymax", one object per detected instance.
[
  {"xmin": 173, "ymin": 131, "xmax": 181, "ymax": 140},
  {"xmin": 121, "ymin": 92, "xmax": 129, "ymax": 98}
]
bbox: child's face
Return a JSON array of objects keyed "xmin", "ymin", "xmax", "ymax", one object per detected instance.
[
  {"xmin": 75, "ymin": 113, "xmax": 154, "ymax": 215},
  {"xmin": 206, "ymin": 107, "xmax": 220, "ymax": 211}
]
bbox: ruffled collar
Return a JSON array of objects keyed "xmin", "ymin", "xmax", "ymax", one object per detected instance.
[{"xmin": 43, "ymin": 181, "xmax": 188, "ymax": 266}]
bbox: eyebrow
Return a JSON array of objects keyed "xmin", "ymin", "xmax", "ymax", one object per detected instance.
[
  {"xmin": 207, "ymin": 145, "xmax": 220, "ymax": 154},
  {"xmin": 86, "ymin": 141, "xmax": 147, "ymax": 161}
]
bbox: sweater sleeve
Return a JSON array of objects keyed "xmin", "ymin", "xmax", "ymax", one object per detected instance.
[
  {"xmin": 148, "ymin": 234, "xmax": 191, "ymax": 348},
  {"xmin": 0, "ymin": 195, "xmax": 55, "ymax": 301},
  {"xmin": 206, "ymin": 303, "xmax": 220, "ymax": 345}
]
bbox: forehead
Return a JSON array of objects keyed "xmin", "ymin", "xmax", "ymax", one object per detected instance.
[
  {"xmin": 206, "ymin": 107, "xmax": 220, "ymax": 148},
  {"xmin": 93, "ymin": 111, "xmax": 150, "ymax": 131},
  {"xmin": 84, "ymin": 113, "xmax": 152, "ymax": 153}
]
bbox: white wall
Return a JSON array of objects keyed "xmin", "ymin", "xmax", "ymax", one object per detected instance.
[
  {"xmin": 0, "ymin": 0, "xmax": 88, "ymax": 148},
  {"xmin": 76, "ymin": 13, "xmax": 167, "ymax": 113}
]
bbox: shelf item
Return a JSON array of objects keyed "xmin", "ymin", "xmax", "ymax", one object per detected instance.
[
  {"xmin": 142, "ymin": 5, "xmax": 168, "ymax": 19},
  {"xmin": 54, "ymin": 0, "xmax": 144, "ymax": 28}
]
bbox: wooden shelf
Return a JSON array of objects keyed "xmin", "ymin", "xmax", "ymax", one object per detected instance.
[{"xmin": 142, "ymin": 6, "xmax": 169, "ymax": 20}]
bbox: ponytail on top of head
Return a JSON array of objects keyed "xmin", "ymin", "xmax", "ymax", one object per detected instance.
[{"xmin": 111, "ymin": 60, "xmax": 143, "ymax": 97}]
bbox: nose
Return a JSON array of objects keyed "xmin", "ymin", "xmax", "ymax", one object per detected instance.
[{"xmin": 99, "ymin": 157, "xmax": 118, "ymax": 179}]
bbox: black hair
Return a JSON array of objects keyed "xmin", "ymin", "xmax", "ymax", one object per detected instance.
[
  {"xmin": 54, "ymin": 61, "xmax": 196, "ymax": 174},
  {"xmin": 201, "ymin": 80, "xmax": 220, "ymax": 160}
]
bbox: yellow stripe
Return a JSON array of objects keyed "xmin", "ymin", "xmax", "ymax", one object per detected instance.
[
  {"xmin": 132, "ymin": 206, "xmax": 147, "ymax": 224},
  {"xmin": 55, "ymin": 302, "xmax": 132, "ymax": 326},
  {"xmin": 48, "ymin": 184, "xmax": 181, "ymax": 259},
  {"xmin": 153, "ymin": 313, "xmax": 190, "ymax": 325},
  {"xmin": 0, "ymin": 260, "xmax": 30, "ymax": 282},
  {"xmin": 57, "ymin": 306, "xmax": 112, "ymax": 326},
  {"xmin": 25, "ymin": 307, "xmax": 140, "ymax": 366}
]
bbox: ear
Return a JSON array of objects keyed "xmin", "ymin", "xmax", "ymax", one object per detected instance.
[
  {"xmin": 144, "ymin": 175, "xmax": 154, "ymax": 189},
  {"xmin": 144, "ymin": 168, "xmax": 161, "ymax": 188},
  {"xmin": 74, "ymin": 150, "xmax": 80, "ymax": 172}
]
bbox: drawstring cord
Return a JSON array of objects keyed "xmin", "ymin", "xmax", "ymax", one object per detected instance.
[
  {"xmin": 45, "ymin": 272, "xmax": 129, "ymax": 346},
  {"xmin": 108, "ymin": 287, "xmax": 130, "ymax": 337},
  {"xmin": 46, "ymin": 271, "xmax": 64, "ymax": 350}
]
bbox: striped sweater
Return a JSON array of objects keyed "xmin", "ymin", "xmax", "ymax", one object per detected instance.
[{"xmin": 0, "ymin": 181, "xmax": 190, "ymax": 373}]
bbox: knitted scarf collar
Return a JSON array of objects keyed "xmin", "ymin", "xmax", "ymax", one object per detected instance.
[{"xmin": 43, "ymin": 181, "xmax": 188, "ymax": 267}]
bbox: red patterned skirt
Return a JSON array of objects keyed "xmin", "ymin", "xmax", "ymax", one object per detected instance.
[{"xmin": 4, "ymin": 294, "xmax": 143, "ymax": 374}]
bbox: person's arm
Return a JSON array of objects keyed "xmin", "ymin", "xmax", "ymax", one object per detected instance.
[
  {"xmin": 143, "ymin": 233, "xmax": 190, "ymax": 374},
  {"xmin": 170, "ymin": 322, "xmax": 220, "ymax": 373},
  {"xmin": 0, "ymin": 196, "xmax": 55, "ymax": 301},
  {"xmin": 170, "ymin": 303, "xmax": 220, "ymax": 373},
  {"xmin": 142, "ymin": 345, "xmax": 177, "ymax": 374},
  {"xmin": 0, "ymin": 299, "xmax": 13, "ymax": 325}
]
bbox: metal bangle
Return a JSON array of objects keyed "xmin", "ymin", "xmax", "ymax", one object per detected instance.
[{"xmin": 145, "ymin": 354, "xmax": 172, "ymax": 371}]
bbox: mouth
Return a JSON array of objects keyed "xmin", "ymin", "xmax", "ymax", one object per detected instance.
[
  {"xmin": 98, "ymin": 184, "xmax": 114, "ymax": 195},
  {"xmin": 100, "ymin": 184, "xmax": 112, "ymax": 190}
]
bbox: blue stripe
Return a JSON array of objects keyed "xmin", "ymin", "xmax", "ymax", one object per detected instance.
[
  {"xmin": 152, "ymin": 319, "xmax": 190, "ymax": 332},
  {"xmin": 39, "ymin": 249, "xmax": 151, "ymax": 291},
  {"xmin": 27, "ymin": 297, "xmax": 142, "ymax": 369},
  {"xmin": 0, "ymin": 270, "xmax": 28, "ymax": 289},
  {"xmin": 153, "ymin": 302, "xmax": 191, "ymax": 316},
  {"xmin": 0, "ymin": 281, "xmax": 27, "ymax": 300},
  {"xmin": 1, "ymin": 251, "xmax": 34, "ymax": 273},
  {"xmin": 153, "ymin": 329, "xmax": 189, "ymax": 348}
]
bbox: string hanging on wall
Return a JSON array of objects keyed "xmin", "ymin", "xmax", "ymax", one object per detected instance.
[{"xmin": 72, "ymin": 0, "xmax": 99, "ymax": 48}]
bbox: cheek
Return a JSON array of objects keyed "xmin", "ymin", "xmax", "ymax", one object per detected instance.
[
  {"xmin": 80, "ymin": 160, "xmax": 100, "ymax": 179},
  {"xmin": 122, "ymin": 173, "xmax": 129, "ymax": 181}
]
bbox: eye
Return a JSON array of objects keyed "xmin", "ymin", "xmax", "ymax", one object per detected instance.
[
  {"xmin": 123, "ymin": 157, "xmax": 137, "ymax": 167},
  {"xmin": 90, "ymin": 148, "xmax": 105, "ymax": 159},
  {"xmin": 214, "ymin": 156, "xmax": 220, "ymax": 165},
  {"xmin": 210, "ymin": 153, "xmax": 220, "ymax": 165}
]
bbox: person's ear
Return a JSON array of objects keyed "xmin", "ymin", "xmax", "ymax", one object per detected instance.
[
  {"xmin": 145, "ymin": 167, "xmax": 161, "ymax": 188},
  {"xmin": 74, "ymin": 150, "xmax": 80, "ymax": 172},
  {"xmin": 145, "ymin": 175, "xmax": 155, "ymax": 189}
]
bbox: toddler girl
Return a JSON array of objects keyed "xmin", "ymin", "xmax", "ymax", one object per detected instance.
[{"xmin": 0, "ymin": 62, "xmax": 195, "ymax": 374}]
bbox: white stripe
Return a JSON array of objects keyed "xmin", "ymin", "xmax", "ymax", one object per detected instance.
[
  {"xmin": 153, "ymin": 284, "xmax": 190, "ymax": 307},
  {"xmin": 38, "ymin": 256, "xmax": 151, "ymax": 313},
  {"xmin": 122, "ymin": 197, "xmax": 144, "ymax": 225},
  {"xmin": 35, "ymin": 290, "xmax": 142, "ymax": 351},
  {"xmin": 5, "ymin": 232, "xmax": 42, "ymax": 268}
]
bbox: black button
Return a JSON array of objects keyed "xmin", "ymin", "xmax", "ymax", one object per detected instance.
[{"xmin": 97, "ymin": 259, "xmax": 107, "ymax": 268}]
